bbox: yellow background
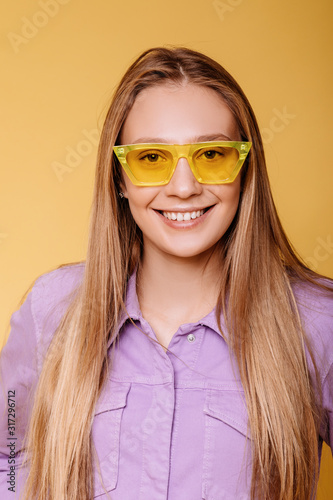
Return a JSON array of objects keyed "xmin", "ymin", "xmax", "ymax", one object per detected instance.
[{"xmin": 1, "ymin": 0, "xmax": 332, "ymax": 495}]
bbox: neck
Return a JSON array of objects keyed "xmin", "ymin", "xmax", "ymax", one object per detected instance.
[{"xmin": 136, "ymin": 245, "xmax": 221, "ymax": 323}]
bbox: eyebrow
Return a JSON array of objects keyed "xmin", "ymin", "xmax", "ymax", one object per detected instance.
[{"xmin": 130, "ymin": 133, "xmax": 233, "ymax": 144}]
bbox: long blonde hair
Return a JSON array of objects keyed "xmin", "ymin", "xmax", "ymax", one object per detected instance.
[{"xmin": 23, "ymin": 46, "xmax": 332, "ymax": 499}]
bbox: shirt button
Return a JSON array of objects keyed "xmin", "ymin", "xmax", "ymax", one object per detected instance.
[{"xmin": 187, "ymin": 333, "xmax": 196, "ymax": 343}]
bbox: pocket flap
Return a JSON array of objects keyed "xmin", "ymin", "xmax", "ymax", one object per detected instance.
[
  {"xmin": 204, "ymin": 389, "xmax": 251, "ymax": 439},
  {"xmin": 95, "ymin": 381, "xmax": 131, "ymax": 414}
]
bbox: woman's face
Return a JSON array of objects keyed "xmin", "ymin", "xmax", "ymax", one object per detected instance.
[{"xmin": 119, "ymin": 83, "xmax": 242, "ymax": 260}]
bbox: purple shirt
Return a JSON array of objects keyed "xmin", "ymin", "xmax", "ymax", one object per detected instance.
[{"xmin": 0, "ymin": 263, "xmax": 332, "ymax": 499}]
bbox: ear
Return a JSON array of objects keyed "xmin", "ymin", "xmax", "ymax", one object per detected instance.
[
  {"xmin": 118, "ymin": 180, "xmax": 128, "ymax": 198},
  {"xmin": 117, "ymin": 167, "xmax": 129, "ymax": 198}
]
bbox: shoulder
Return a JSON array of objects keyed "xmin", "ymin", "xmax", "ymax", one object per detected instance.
[
  {"xmin": 0, "ymin": 262, "xmax": 85, "ymax": 404},
  {"xmin": 291, "ymin": 277, "xmax": 333, "ymax": 382},
  {"xmin": 4, "ymin": 263, "xmax": 85, "ymax": 349},
  {"xmin": 28, "ymin": 262, "xmax": 85, "ymax": 370},
  {"xmin": 31, "ymin": 262, "xmax": 85, "ymax": 311},
  {"xmin": 292, "ymin": 277, "xmax": 333, "ymax": 330},
  {"xmin": 31, "ymin": 261, "xmax": 85, "ymax": 327}
]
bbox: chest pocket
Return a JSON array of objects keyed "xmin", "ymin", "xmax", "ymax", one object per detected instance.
[
  {"xmin": 92, "ymin": 381, "xmax": 131, "ymax": 498},
  {"xmin": 202, "ymin": 388, "xmax": 252, "ymax": 500}
]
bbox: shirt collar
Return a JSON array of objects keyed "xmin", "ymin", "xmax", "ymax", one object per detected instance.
[
  {"xmin": 119, "ymin": 266, "xmax": 142, "ymax": 325},
  {"xmin": 107, "ymin": 266, "xmax": 141, "ymax": 348},
  {"xmin": 108, "ymin": 266, "xmax": 228, "ymax": 347}
]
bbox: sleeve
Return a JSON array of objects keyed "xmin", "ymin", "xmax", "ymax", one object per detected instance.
[
  {"xmin": 0, "ymin": 289, "xmax": 39, "ymax": 498},
  {"xmin": 322, "ymin": 360, "xmax": 333, "ymax": 453},
  {"xmin": 294, "ymin": 281, "xmax": 333, "ymax": 455}
]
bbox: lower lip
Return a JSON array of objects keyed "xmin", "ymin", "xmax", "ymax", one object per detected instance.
[{"xmin": 153, "ymin": 206, "xmax": 214, "ymax": 230}]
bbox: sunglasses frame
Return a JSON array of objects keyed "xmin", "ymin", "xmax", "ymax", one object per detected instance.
[{"xmin": 113, "ymin": 141, "xmax": 252, "ymax": 186}]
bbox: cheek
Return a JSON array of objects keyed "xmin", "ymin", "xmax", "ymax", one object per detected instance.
[
  {"xmin": 124, "ymin": 183, "xmax": 160, "ymax": 217},
  {"xmin": 213, "ymin": 178, "xmax": 241, "ymax": 207}
]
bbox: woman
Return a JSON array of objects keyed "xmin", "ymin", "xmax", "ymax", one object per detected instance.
[{"xmin": 0, "ymin": 46, "xmax": 332, "ymax": 500}]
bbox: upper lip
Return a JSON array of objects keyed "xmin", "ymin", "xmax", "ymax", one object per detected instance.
[{"xmin": 154, "ymin": 205, "xmax": 214, "ymax": 213}]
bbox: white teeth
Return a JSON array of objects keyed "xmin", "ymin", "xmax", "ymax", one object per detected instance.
[{"xmin": 162, "ymin": 209, "xmax": 205, "ymax": 221}]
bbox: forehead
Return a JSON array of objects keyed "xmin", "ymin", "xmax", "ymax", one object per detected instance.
[{"xmin": 120, "ymin": 83, "xmax": 240, "ymax": 144}]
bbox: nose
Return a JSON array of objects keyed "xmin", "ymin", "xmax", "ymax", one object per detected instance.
[{"xmin": 164, "ymin": 157, "xmax": 202, "ymax": 198}]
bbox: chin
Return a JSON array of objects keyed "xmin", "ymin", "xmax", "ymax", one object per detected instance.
[{"xmin": 164, "ymin": 245, "xmax": 214, "ymax": 259}]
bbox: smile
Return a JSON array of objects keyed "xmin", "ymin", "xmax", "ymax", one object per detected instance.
[
  {"xmin": 162, "ymin": 209, "xmax": 203, "ymax": 221},
  {"xmin": 159, "ymin": 206, "xmax": 212, "ymax": 221}
]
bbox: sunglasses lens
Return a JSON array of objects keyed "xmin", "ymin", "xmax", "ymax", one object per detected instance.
[
  {"xmin": 126, "ymin": 148, "xmax": 173, "ymax": 184},
  {"xmin": 192, "ymin": 145, "xmax": 240, "ymax": 182},
  {"xmin": 118, "ymin": 143, "xmax": 247, "ymax": 185}
]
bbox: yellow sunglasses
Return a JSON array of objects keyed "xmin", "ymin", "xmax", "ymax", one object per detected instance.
[{"xmin": 113, "ymin": 141, "xmax": 252, "ymax": 186}]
